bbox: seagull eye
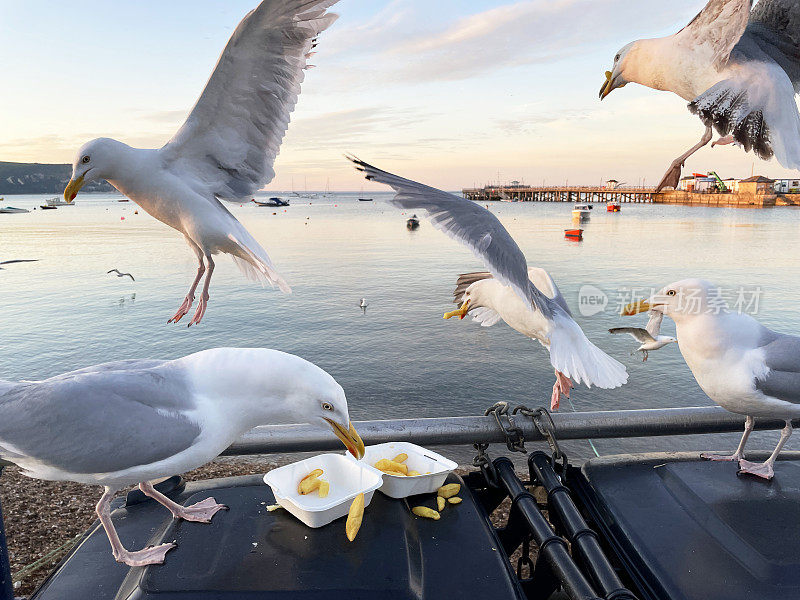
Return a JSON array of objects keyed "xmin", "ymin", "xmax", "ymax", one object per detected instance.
[
  {"xmin": 322, "ymin": 402, "xmax": 333, "ymax": 411},
  {"xmin": 81, "ymin": 155, "xmax": 90, "ymax": 164},
  {"xmin": 615, "ymin": 54, "xmax": 620, "ymax": 62},
  {"xmin": 667, "ymin": 290, "xmax": 676, "ymax": 297}
]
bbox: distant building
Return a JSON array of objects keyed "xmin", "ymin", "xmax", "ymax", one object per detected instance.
[
  {"xmin": 678, "ymin": 174, "xmax": 716, "ymax": 192},
  {"xmin": 605, "ymin": 179, "xmax": 620, "ymax": 189},
  {"xmin": 774, "ymin": 178, "xmax": 800, "ymax": 193},
  {"xmin": 738, "ymin": 176, "xmax": 775, "ymax": 196},
  {"xmin": 723, "ymin": 178, "xmax": 739, "ymax": 193}
]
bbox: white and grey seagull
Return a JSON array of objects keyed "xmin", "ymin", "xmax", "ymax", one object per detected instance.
[
  {"xmin": 349, "ymin": 157, "xmax": 628, "ymax": 411},
  {"xmin": 0, "ymin": 348, "xmax": 364, "ymax": 566},
  {"xmin": 63, "ymin": 0, "xmax": 340, "ymax": 325},
  {"xmin": 107, "ymin": 269, "xmax": 135, "ymax": 282},
  {"xmin": 0, "ymin": 259, "xmax": 38, "ymax": 270},
  {"xmin": 601, "ymin": 0, "xmax": 800, "ymax": 191},
  {"xmin": 624, "ymin": 279, "xmax": 800, "ymax": 480},
  {"xmin": 609, "ymin": 311, "xmax": 677, "ymax": 361}
]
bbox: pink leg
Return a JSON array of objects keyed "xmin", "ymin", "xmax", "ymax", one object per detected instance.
[
  {"xmin": 551, "ymin": 370, "xmax": 573, "ymax": 411},
  {"xmin": 139, "ymin": 482, "xmax": 227, "ymax": 523},
  {"xmin": 738, "ymin": 420, "xmax": 792, "ymax": 480},
  {"xmin": 188, "ymin": 255, "xmax": 214, "ymax": 327},
  {"xmin": 96, "ymin": 486, "xmax": 176, "ymax": 566},
  {"xmin": 702, "ymin": 416, "xmax": 753, "ymax": 462},
  {"xmin": 656, "ymin": 126, "xmax": 713, "ymax": 192},
  {"xmin": 168, "ymin": 243, "xmax": 205, "ymax": 324},
  {"xmin": 712, "ymin": 135, "xmax": 736, "ymax": 148}
]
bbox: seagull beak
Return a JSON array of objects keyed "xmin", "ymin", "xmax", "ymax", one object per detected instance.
[
  {"xmin": 600, "ymin": 70, "xmax": 627, "ymax": 100},
  {"xmin": 63, "ymin": 175, "xmax": 85, "ymax": 203},
  {"xmin": 621, "ymin": 299, "xmax": 651, "ymax": 316},
  {"xmin": 326, "ymin": 419, "xmax": 365, "ymax": 460},
  {"xmin": 444, "ymin": 300, "xmax": 470, "ymax": 320}
]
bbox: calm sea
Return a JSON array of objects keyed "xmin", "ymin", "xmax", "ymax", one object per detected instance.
[{"xmin": 2, "ymin": 192, "xmax": 799, "ymax": 462}]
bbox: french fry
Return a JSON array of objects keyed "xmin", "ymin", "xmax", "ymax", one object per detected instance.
[
  {"xmin": 408, "ymin": 470, "xmax": 421, "ymax": 477},
  {"xmin": 299, "ymin": 476, "xmax": 322, "ymax": 495},
  {"xmin": 437, "ymin": 483, "xmax": 461, "ymax": 499},
  {"xmin": 412, "ymin": 506, "xmax": 440, "ymax": 520},
  {"xmin": 447, "ymin": 497, "xmax": 462, "ymax": 505},
  {"xmin": 392, "ymin": 453, "xmax": 409, "ymax": 464},
  {"xmin": 383, "ymin": 470, "xmax": 407, "ymax": 477},
  {"xmin": 266, "ymin": 504, "xmax": 282, "ymax": 512},
  {"xmin": 297, "ymin": 469, "xmax": 324, "ymax": 494},
  {"xmin": 437, "ymin": 496, "xmax": 446, "ymax": 511},
  {"xmin": 346, "ymin": 493, "xmax": 365, "ymax": 541},
  {"xmin": 374, "ymin": 459, "xmax": 408, "ymax": 475},
  {"xmin": 318, "ymin": 480, "xmax": 330, "ymax": 498}
]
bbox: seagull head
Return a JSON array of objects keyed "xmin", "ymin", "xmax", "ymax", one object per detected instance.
[
  {"xmin": 622, "ymin": 279, "xmax": 727, "ymax": 322},
  {"xmin": 64, "ymin": 138, "xmax": 126, "ymax": 203},
  {"xmin": 600, "ymin": 42, "xmax": 635, "ymax": 100}
]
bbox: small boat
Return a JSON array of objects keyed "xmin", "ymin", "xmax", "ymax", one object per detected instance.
[
  {"xmin": 407, "ymin": 215, "xmax": 420, "ymax": 230},
  {"xmin": 607, "ymin": 202, "xmax": 621, "ymax": 213},
  {"xmin": 0, "ymin": 206, "xmax": 30, "ymax": 214},
  {"xmin": 39, "ymin": 204, "xmax": 58, "ymax": 210},
  {"xmin": 253, "ymin": 197, "xmax": 290, "ymax": 208},
  {"xmin": 565, "ymin": 228, "xmax": 583, "ymax": 240},
  {"xmin": 358, "ymin": 198, "xmax": 374, "ymax": 202},
  {"xmin": 45, "ymin": 197, "xmax": 71, "ymax": 207},
  {"xmin": 118, "ymin": 198, "xmax": 129, "ymax": 203},
  {"xmin": 572, "ymin": 204, "xmax": 591, "ymax": 220}
]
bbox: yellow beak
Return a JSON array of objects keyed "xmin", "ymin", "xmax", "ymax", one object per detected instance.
[
  {"xmin": 599, "ymin": 70, "xmax": 614, "ymax": 100},
  {"xmin": 444, "ymin": 300, "xmax": 470, "ymax": 320},
  {"xmin": 621, "ymin": 300, "xmax": 651, "ymax": 316},
  {"xmin": 63, "ymin": 175, "xmax": 85, "ymax": 203},
  {"xmin": 326, "ymin": 419, "xmax": 365, "ymax": 460}
]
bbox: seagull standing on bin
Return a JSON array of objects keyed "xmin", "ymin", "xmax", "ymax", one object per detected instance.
[
  {"xmin": 62, "ymin": 0, "xmax": 341, "ymax": 325},
  {"xmin": 0, "ymin": 348, "xmax": 364, "ymax": 566},
  {"xmin": 624, "ymin": 279, "xmax": 800, "ymax": 480},
  {"xmin": 600, "ymin": 0, "xmax": 800, "ymax": 192},
  {"xmin": 349, "ymin": 157, "xmax": 628, "ymax": 411}
]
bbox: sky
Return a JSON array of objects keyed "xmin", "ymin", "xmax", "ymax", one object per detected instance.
[{"xmin": 1, "ymin": 0, "xmax": 798, "ymax": 191}]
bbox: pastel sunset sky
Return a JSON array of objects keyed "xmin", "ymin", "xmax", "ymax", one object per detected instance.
[{"xmin": 1, "ymin": 0, "xmax": 797, "ymax": 190}]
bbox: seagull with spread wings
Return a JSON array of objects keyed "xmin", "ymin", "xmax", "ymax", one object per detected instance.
[
  {"xmin": 609, "ymin": 311, "xmax": 677, "ymax": 361},
  {"xmin": 600, "ymin": 0, "xmax": 800, "ymax": 191},
  {"xmin": 62, "ymin": 0, "xmax": 339, "ymax": 325},
  {"xmin": 349, "ymin": 157, "xmax": 628, "ymax": 410}
]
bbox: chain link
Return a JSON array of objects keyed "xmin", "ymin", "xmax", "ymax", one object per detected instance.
[
  {"xmin": 485, "ymin": 401, "xmax": 526, "ymax": 453},
  {"xmin": 472, "ymin": 442, "xmax": 499, "ymax": 488},
  {"xmin": 514, "ymin": 405, "xmax": 568, "ymax": 475},
  {"xmin": 516, "ymin": 536, "xmax": 534, "ymax": 580}
]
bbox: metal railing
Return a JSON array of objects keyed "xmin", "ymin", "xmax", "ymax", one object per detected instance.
[{"xmin": 223, "ymin": 406, "xmax": 796, "ymax": 456}]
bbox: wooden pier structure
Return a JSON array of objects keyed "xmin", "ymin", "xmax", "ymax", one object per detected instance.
[{"xmin": 462, "ymin": 185, "xmax": 657, "ymax": 204}]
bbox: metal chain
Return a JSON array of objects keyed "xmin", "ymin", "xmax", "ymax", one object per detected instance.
[
  {"xmin": 472, "ymin": 442, "xmax": 499, "ymax": 488},
  {"xmin": 516, "ymin": 536, "xmax": 534, "ymax": 580},
  {"xmin": 514, "ymin": 405, "xmax": 568, "ymax": 475},
  {"xmin": 485, "ymin": 401, "xmax": 526, "ymax": 453}
]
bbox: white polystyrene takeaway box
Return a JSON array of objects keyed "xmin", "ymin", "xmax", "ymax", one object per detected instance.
[
  {"xmin": 263, "ymin": 453, "xmax": 382, "ymax": 528},
  {"xmin": 350, "ymin": 442, "xmax": 458, "ymax": 499}
]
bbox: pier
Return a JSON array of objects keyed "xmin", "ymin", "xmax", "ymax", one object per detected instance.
[{"xmin": 462, "ymin": 185, "xmax": 656, "ymax": 203}]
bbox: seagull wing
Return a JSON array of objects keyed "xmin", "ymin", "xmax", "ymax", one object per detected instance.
[
  {"xmin": 747, "ymin": 0, "xmax": 800, "ymax": 91},
  {"xmin": 609, "ymin": 327, "xmax": 656, "ymax": 343},
  {"xmin": 645, "ymin": 311, "xmax": 664, "ymax": 338},
  {"xmin": 350, "ymin": 157, "xmax": 564, "ymax": 319},
  {"xmin": 0, "ymin": 260, "xmax": 38, "ymax": 265},
  {"xmin": 162, "ymin": 0, "xmax": 339, "ymax": 201},
  {"xmin": 676, "ymin": 0, "xmax": 752, "ymax": 68},
  {"xmin": 754, "ymin": 332, "xmax": 800, "ymax": 403}
]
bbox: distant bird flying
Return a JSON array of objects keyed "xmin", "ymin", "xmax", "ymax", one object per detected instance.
[
  {"xmin": 107, "ymin": 269, "xmax": 135, "ymax": 282},
  {"xmin": 0, "ymin": 259, "xmax": 38, "ymax": 270},
  {"xmin": 609, "ymin": 311, "xmax": 677, "ymax": 361},
  {"xmin": 0, "ymin": 348, "xmax": 364, "ymax": 566},
  {"xmin": 63, "ymin": 0, "xmax": 340, "ymax": 325},
  {"xmin": 625, "ymin": 280, "xmax": 800, "ymax": 480},
  {"xmin": 601, "ymin": 0, "xmax": 800, "ymax": 191},
  {"xmin": 350, "ymin": 157, "xmax": 628, "ymax": 410}
]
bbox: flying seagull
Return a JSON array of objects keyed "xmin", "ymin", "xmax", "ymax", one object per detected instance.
[
  {"xmin": 0, "ymin": 348, "xmax": 364, "ymax": 566},
  {"xmin": 601, "ymin": 0, "xmax": 800, "ymax": 192},
  {"xmin": 0, "ymin": 259, "xmax": 38, "ymax": 270},
  {"xmin": 63, "ymin": 0, "xmax": 340, "ymax": 325},
  {"xmin": 349, "ymin": 157, "xmax": 628, "ymax": 410},
  {"xmin": 624, "ymin": 279, "xmax": 800, "ymax": 480},
  {"xmin": 107, "ymin": 269, "xmax": 135, "ymax": 282},
  {"xmin": 609, "ymin": 311, "xmax": 677, "ymax": 361}
]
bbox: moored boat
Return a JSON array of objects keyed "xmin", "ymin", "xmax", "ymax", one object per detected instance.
[
  {"xmin": 607, "ymin": 202, "xmax": 621, "ymax": 212},
  {"xmin": 407, "ymin": 215, "xmax": 420, "ymax": 230},
  {"xmin": 0, "ymin": 206, "xmax": 29, "ymax": 214},
  {"xmin": 571, "ymin": 204, "xmax": 591, "ymax": 220},
  {"xmin": 253, "ymin": 197, "xmax": 290, "ymax": 207}
]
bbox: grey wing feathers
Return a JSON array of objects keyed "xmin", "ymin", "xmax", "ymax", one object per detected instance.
[
  {"xmin": 755, "ymin": 332, "xmax": 800, "ymax": 403},
  {"xmin": 349, "ymin": 157, "xmax": 563, "ymax": 320},
  {"xmin": 746, "ymin": 0, "xmax": 800, "ymax": 89},
  {"xmin": 0, "ymin": 366, "xmax": 200, "ymax": 475},
  {"xmin": 678, "ymin": 0, "xmax": 752, "ymax": 67},
  {"xmin": 608, "ymin": 327, "xmax": 655, "ymax": 343},
  {"xmin": 163, "ymin": 0, "xmax": 339, "ymax": 201},
  {"xmin": 453, "ymin": 272, "xmax": 493, "ymax": 304},
  {"xmin": 645, "ymin": 311, "xmax": 664, "ymax": 338}
]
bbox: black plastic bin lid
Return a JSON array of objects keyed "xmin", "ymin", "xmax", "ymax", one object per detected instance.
[
  {"xmin": 574, "ymin": 452, "xmax": 800, "ymax": 600},
  {"xmin": 32, "ymin": 474, "xmax": 525, "ymax": 600}
]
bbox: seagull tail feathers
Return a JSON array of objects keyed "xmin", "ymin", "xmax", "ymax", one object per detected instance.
[
  {"xmin": 549, "ymin": 316, "xmax": 628, "ymax": 390},
  {"xmin": 227, "ymin": 233, "xmax": 291, "ymax": 294}
]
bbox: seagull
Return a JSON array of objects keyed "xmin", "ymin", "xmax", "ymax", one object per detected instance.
[
  {"xmin": 624, "ymin": 279, "xmax": 800, "ymax": 480},
  {"xmin": 62, "ymin": 0, "xmax": 340, "ymax": 325},
  {"xmin": 107, "ymin": 269, "xmax": 135, "ymax": 282},
  {"xmin": 0, "ymin": 259, "xmax": 38, "ymax": 270},
  {"xmin": 358, "ymin": 298, "xmax": 368, "ymax": 312},
  {"xmin": 349, "ymin": 157, "xmax": 628, "ymax": 410},
  {"xmin": 0, "ymin": 348, "xmax": 364, "ymax": 566},
  {"xmin": 609, "ymin": 311, "xmax": 677, "ymax": 361},
  {"xmin": 601, "ymin": 0, "xmax": 800, "ymax": 192}
]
